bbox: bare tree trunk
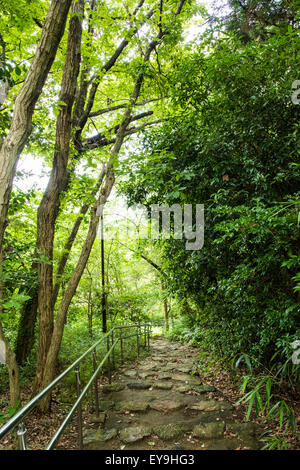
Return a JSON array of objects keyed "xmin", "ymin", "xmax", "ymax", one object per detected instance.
[{"xmin": 14, "ymin": 143, "xmax": 105, "ymax": 367}]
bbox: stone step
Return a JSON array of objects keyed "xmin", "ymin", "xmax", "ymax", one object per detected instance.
[
  {"xmin": 83, "ymin": 337, "xmax": 262, "ymax": 451},
  {"xmin": 188, "ymin": 400, "xmax": 234, "ymax": 412},
  {"xmin": 115, "ymin": 401, "xmax": 150, "ymax": 412}
]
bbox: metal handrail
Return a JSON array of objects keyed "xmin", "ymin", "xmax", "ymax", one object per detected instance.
[
  {"xmin": 0, "ymin": 322, "xmax": 151, "ymax": 450},
  {"xmin": 46, "ymin": 338, "xmax": 120, "ymax": 450},
  {"xmin": 0, "ymin": 329, "xmax": 113, "ymax": 439}
]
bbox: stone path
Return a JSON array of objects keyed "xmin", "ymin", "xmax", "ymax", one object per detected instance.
[{"xmin": 83, "ymin": 336, "xmax": 262, "ymax": 450}]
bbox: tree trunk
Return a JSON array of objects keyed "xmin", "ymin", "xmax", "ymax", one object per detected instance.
[
  {"xmin": 15, "ymin": 288, "xmax": 38, "ymax": 365},
  {"xmin": 34, "ymin": 0, "xmax": 84, "ymax": 394},
  {"xmin": 39, "ymin": 183, "xmax": 113, "ymax": 411},
  {"xmin": 164, "ymin": 300, "xmax": 170, "ymax": 331},
  {"xmin": 15, "ymin": 142, "xmax": 105, "ymax": 368},
  {"xmin": 88, "ymin": 291, "xmax": 93, "ymax": 338},
  {"xmin": 0, "ymin": 252, "xmax": 20, "ymax": 406},
  {"xmin": 161, "ymin": 281, "xmax": 170, "ymax": 331},
  {"xmin": 3, "ymin": 345, "xmax": 20, "ymax": 407},
  {"xmin": 52, "ymin": 166, "xmax": 106, "ymax": 305}
]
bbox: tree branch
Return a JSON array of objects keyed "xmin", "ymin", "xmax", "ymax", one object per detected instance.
[
  {"xmin": 81, "ymin": 110, "xmax": 154, "ymax": 150},
  {"xmin": 33, "ymin": 18, "xmax": 43, "ymax": 28},
  {"xmin": 89, "ymin": 96, "xmax": 164, "ymax": 118},
  {"xmin": 117, "ymin": 239, "xmax": 164, "ymax": 273},
  {"xmin": 77, "ymin": 0, "xmax": 153, "ymax": 133},
  {"xmin": 80, "ymin": 117, "xmax": 166, "ymax": 151}
]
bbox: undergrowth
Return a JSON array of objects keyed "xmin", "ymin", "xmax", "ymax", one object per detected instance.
[{"xmin": 166, "ymin": 319, "xmax": 300, "ymax": 450}]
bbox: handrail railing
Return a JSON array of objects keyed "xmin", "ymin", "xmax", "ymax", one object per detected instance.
[{"xmin": 0, "ymin": 322, "xmax": 151, "ymax": 450}]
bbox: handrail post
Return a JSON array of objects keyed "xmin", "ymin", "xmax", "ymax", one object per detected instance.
[
  {"xmin": 75, "ymin": 365, "xmax": 83, "ymax": 450},
  {"xmin": 148, "ymin": 324, "xmax": 150, "ymax": 350},
  {"xmin": 107, "ymin": 335, "xmax": 111, "ymax": 384},
  {"xmin": 17, "ymin": 422, "xmax": 27, "ymax": 450},
  {"xmin": 119, "ymin": 328, "xmax": 124, "ymax": 363},
  {"xmin": 136, "ymin": 325, "xmax": 140, "ymax": 356},
  {"xmin": 92, "ymin": 349, "xmax": 100, "ymax": 418},
  {"xmin": 0, "ymin": 322, "xmax": 153, "ymax": 450},
  {"xmin": 111, "ymin": 330, "xmax": 115, "ymax": 370}
]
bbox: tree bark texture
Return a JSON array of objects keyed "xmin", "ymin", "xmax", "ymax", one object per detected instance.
[{"xmin": 34, "ymin": 0, "xmax": 84, "ymax": 393}]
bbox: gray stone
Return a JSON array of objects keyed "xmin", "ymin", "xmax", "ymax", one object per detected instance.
[
  {"xmin": 116, "ymin": 401, "xmax": 149, "ymax": 412},
  {"xmin": 193, "ymin": 422, "xmax": 225, "ymax": 439},
  {"xmin": 150, "ymin": 400, "xmax": 184, "ymax": 412},
  {"xmin": 170, "ymin": 445, "xmax": 185, "ymax": 450},
  {"xmin": 161, "ymin": 364, "xmax": 177, "ymax": 371},
  {"xmin": 175, "ymin": 385, "xmax": 191, "ymax": 393},
  {"xmin": 172, "ymin": 374, "xmax": 202, "ymax": 385},
  {"xmin": 188, "ymin": 400, "xmax": 234, "ymax": 412},
  {"xmin": 226, "ymin": 422, "xmax": 260, "ymax": 437},
  {"xmin": 99, "ymin": 428, "xmax": 118, "ymax": 441},
  {"xmin": 157, "ymin": 373, "xmax": 173, "ymax": 380},
  {"xmin": 139, "ymin": 371, "xmax": 156, "ymax": 379},
  {"xmin": 139, "ymin": 363, "xmax": 159, "ymax": 371},
  {"xmin": 83, "ymin": 428, "xmax": 117, "ymax": 445},
  {"xmin": 124, "ymin": 370, "xmax": 139, "ymax": 378},
  {"xmin": 102, "ymin": 383, "xmax": 125, "ymax": 393},
  {"xmin": 120, "ymin": 426, "xmax": 152, "ymax": 443},
  {"xmin": 127, "ymin": 381, "xmax": 152, "ymax": 390},
  {"xmin": 151, "ymin": 356, "xmax": 165, "ymax": 362},
  {"xmin": 153, "ymin": 423, "xmax": 188, "ymax": 440},
  {"xmin": 193, "ymin": 385, "xmax": 216, "ymax": 394},
  {"xmin": 177, "ymin": 366, "xmax": 192, "ymax": 373},
  {"xmin": 90, "ymin": 412, "xmax": 106, "ymax": 424},
  {"xmin": 153, "ymin": 381, "xmax": 173, "ymax": 390},
  {"xmin": 98, "ymin": 400, "xmax": 115, "ymax": 411}
]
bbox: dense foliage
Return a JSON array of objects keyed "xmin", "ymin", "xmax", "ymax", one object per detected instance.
[
  {"xmin": 0, "ymin": 0, "xmax": 299, "ymax": 448},
  {"xmin": 121, "ymin": 4, "xmax": 300, "ymax": 370}
]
